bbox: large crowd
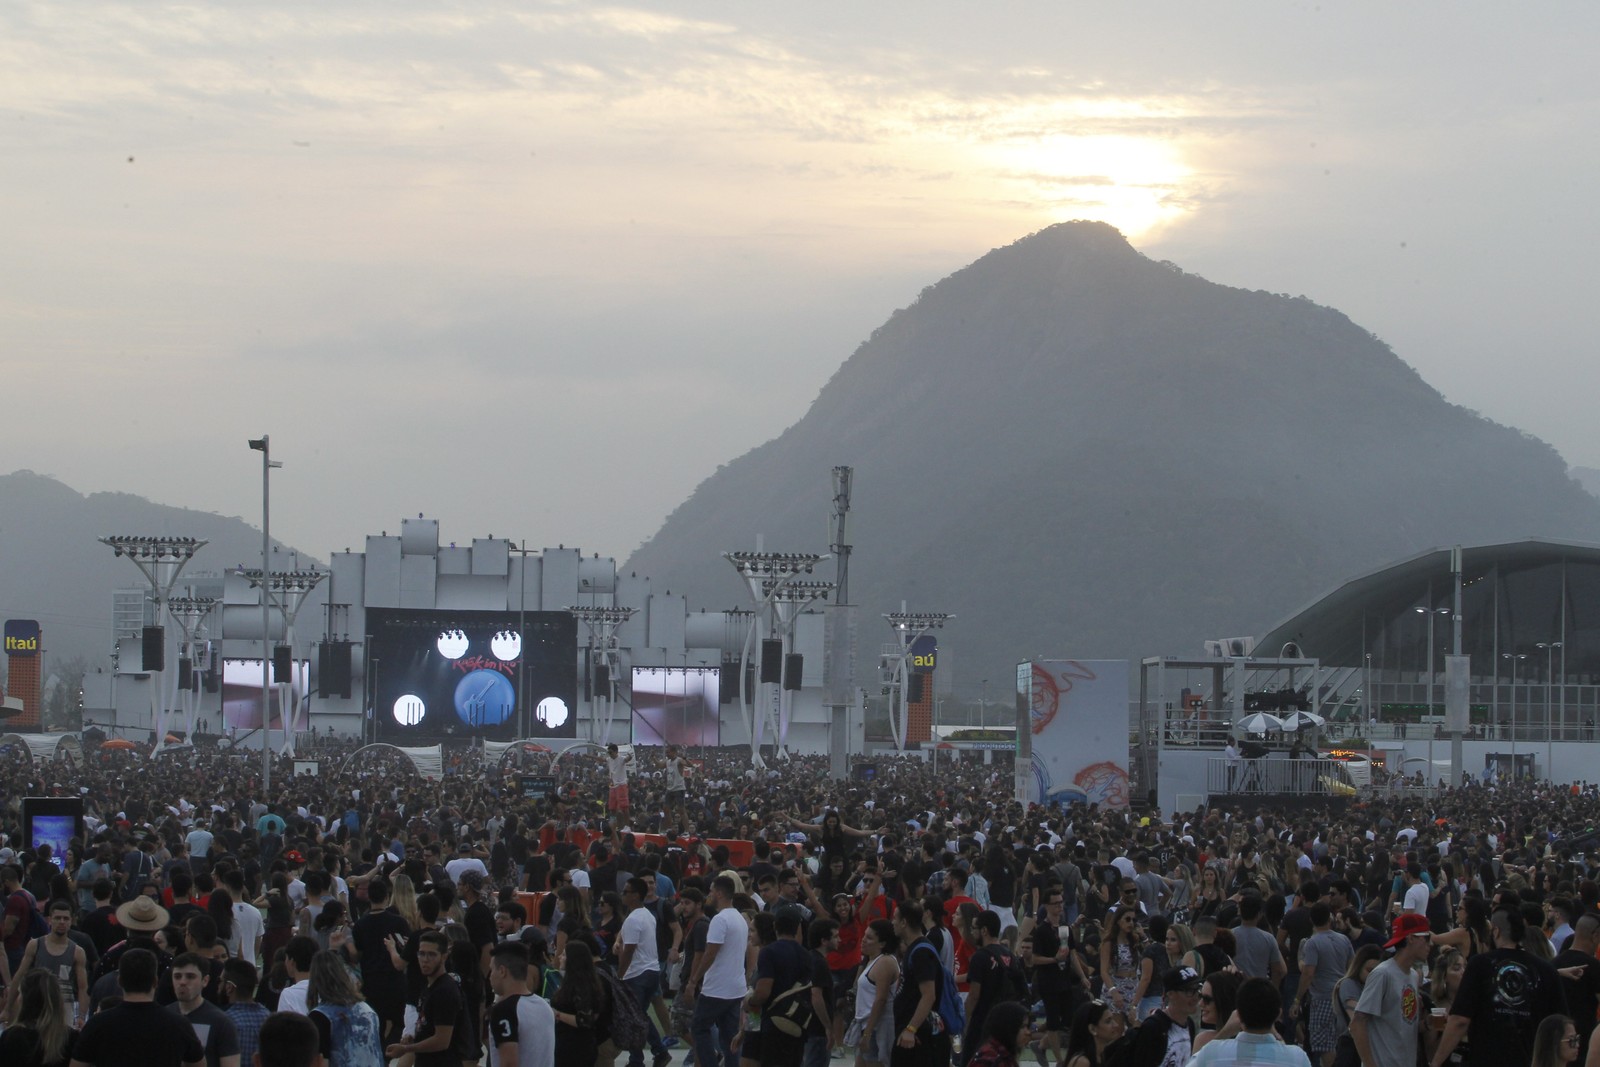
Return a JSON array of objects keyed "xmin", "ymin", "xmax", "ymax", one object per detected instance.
[{"xmin": 1, "ymin": 736, "xmax": 1600, "ymax": 1067}]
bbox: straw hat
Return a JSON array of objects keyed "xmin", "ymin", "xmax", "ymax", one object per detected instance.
[{"xmin": 115, "ymin": 895, "xmax": 170, "ymax": 932}]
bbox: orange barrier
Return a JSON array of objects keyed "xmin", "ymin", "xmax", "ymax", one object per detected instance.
[{"xmin": 514, "ymin": 891, "xmax": 548, "ymax": 923}]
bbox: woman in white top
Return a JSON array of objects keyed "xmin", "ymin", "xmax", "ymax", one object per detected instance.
[{"xmin": 854, "ymin": 919, "xmax": 901, "ymax": 1067}]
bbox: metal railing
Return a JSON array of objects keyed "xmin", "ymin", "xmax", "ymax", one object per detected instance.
[{"xmin": 1207, "ymin": 757, "xmax": 1345, "ymax": 795}]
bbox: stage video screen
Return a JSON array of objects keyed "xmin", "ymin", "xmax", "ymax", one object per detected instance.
[
  {"xmin": 369, "ymin": 608, "xmax": 577, "ymax": 741},
  {"xmin": 631, "ymin": 666, "xmax": 720, "ymax": 746},
  {"xmin": 222, "ymin": 658, "xmax": 310, "ymax": 733}
]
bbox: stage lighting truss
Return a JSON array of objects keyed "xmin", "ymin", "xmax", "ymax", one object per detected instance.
[
  {"xmin": 100, "ymin": 535, "xmax": 207, "ymax": 561},
  {"xmin": 724, "ymin": 551, "xmax": 825, "ymax": 578}
]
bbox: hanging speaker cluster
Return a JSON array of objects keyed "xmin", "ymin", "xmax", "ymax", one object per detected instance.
[{"xmin": 141, "ymin": 626, "xmax": 165, "ymax": 672}]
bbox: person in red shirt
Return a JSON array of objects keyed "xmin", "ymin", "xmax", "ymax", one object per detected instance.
[
  {"xmin": 826, "ymin": 893, "xmax": 865, "ymax": 1052},
  {"xmin": 944, "ymin": 868, "xmax": 980, "ymax": 984}
]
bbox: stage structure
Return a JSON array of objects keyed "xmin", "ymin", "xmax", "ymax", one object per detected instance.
[
  {"xmin": 1019, "ymin": 659, "xmax": 1131, "ymax": 809},
  {"xmin": 0, "ymin": 733, "xmax": 81, "ymax": 763},
  {"xmin": 240, "ymin": 568, "xmax": 326, "ymax": 758},
  {"xmin": 569, "ymin": 607, "xmax": 636, "ymax": 745},
  {"xmin": 724, "ymin": 551, "xmax": 831, "ymax": 765},
  {"xmin": 166, "ymin": 597, "xmax": 217, "ymax": 743},
  {"xmin": 338, "ymin": 742, "xmax": 440, "ymax": 779},
  {"xmin": 631, "ymin": 665, "xmax": 721, "ymax": 746},
  {"xmin": 100, "ymin": 536, "xmax": 207, "ymax": 755},
  {"xmin": 367, "ymin": 608, "xmax": 578, "ymax": 744}
]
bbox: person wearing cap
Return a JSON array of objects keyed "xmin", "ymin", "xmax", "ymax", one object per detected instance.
[
  {"xmin": 1429, "ymin": 905, "xmax": 1568, "ymax": 1067},
  {"xmin": 1187, "ymin": 976, "xmax": 1312, "ymax": 1067},
  {"xmin": 1350, "ymin": 913, "xmax": 1431, "ymax": 1067},
  {"xmin": 1124, "ymin": 964, "xmax": 1200, "ymax": 1067}
]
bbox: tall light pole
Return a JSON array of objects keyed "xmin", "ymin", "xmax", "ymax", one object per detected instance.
[
  {"xmin": 1537, "ymin": 640, "xmax": 1562, "ymax": 772},
  {"xmin": 100, "ymin": 536, "xmax": 207, "ymax": 749},
  {"xmin": 248, "ymin": 436, "xmax": 281, "ymax": 792},
  {"xmin": 1501, "ymin": 651, "xmax": 1528, "ymax": 775}
]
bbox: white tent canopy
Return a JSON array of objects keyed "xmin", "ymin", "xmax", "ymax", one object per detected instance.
[
  {"xmin": 338, "ymin": 743, "xmax": 442, "ymax": 780},
  {"xmin": 0, "ymin": 733, "xmax": 81, "ymax": 762}
]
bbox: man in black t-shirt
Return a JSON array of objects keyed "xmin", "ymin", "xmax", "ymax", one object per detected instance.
[
  {"xmin": 963, "ymin": 912, "xmax": 1025, "ymax": 1066},
  {"xmin": 351, "ymin": 876, "xmax": 411, "ymax": 1044},
  {"xmin": 73, "ymin": 948, "xmax": 205, "ymax": 1067},
  {"xmin": 891, "ymin": 901, "xmax": 950, "ymax": 1065},
  {"xmin": 1553, "ymin": 914, "xmax": 1600, "ymax": 1065},
  {"xmin": 806, "ymin": 920, "xmax": 840, "ymax": 1067},
  {"xmin": 1432, "ymin": 906, "xmax": 1568, "ymax": 1067},
  {"xmin": 386, "ymin": 929, "xmax": 469, "ymax": 1067},
  {"xmin": 460, "ymin": 871, "xmax": 498, "ymax": 987},
  {"xmin": 750, "ymin": 906, "xmax": 815, "ymax": 1067}
]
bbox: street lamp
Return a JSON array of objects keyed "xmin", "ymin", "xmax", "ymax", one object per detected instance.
[
  {"xmin": 247, "ymin": 436, "xmax": 282, "ymax": 791},
  {"xmin": 882, "ymin": 610, "xmax": 953, "ymax": 752},
  {"xmin": 1501, "ymin": 651, "xmax": 1528, "ymax": 774},
  {"xmin": 1537, "ymin": 641, "xmax": 1563, "ymax": 771},
  {"xmin": 100, "ymin": 535, "xmax": 208, "ymax": 750}
]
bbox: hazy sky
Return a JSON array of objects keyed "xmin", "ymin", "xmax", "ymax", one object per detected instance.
[{"xmin": 5, "ymin": 2, "xmax": 1598, "ymax": 563}]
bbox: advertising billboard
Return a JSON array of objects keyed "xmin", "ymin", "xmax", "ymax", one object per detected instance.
[
  {"xmin": 222, "ymin": 658, "xmax": 310, "ymax": 733},
  {"xmin": 4, "ymin": 619, "xmax": 40, "ymax": 657},
  {"xmin": 630, "ymin": 666, "xmax": 721, "ymax": 746},
  {"xmin": 368, "ymin": 609, "xmax": 577, "ymax": 741},
  {"xmin": 1020, "ymin": 659, "xmax": 1130, "ymax": 809}
]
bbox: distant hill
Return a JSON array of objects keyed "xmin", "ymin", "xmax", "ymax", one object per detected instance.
[
  {"xmin": 1573, "ymin": 467, "xmax": 1600, "ymax": 501},
  {"xmin": 627, "ymin": 222, "xmax": 1600, "ymax": 686},
  {"xmin": 0, "ymin": 470, "xmax": 316, "ymax": 668}
]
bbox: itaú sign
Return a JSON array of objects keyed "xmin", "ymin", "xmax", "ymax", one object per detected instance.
[{"xmin": 4, "ymin": 619, "xmax": 40, "ymax": 656}]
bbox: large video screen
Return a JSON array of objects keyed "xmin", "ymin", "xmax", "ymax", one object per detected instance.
[
  {"xmin": 369, "ymin": 609, "xmax": 577, "ymax": 741},
  {"xmin": 222, "ymin": 658, "xmax": 311, "ymax": 733},
  {"xmin": 631, "ymin": 666, "xmax": 720, "ymax": 746}
]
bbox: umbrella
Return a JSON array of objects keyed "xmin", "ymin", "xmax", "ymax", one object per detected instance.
[
  {"xmin": 101, "ymin": 738, "xmax": 136, "ymax": 750},
  {"xmin": 164, "ymin": 733, "xmax": 183, "ymax": 743},
  {"xmin": 1237, "ymin": 712, "xmax": 1284, "ymax": 734},
  {"xmin": 1282, "ymin": 711, "xmax": 1326, "ymax": 731}
]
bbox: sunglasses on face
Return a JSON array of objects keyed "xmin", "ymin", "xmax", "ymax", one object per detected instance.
[{"xmin": 1198, "ymin": 993, "xmax": 1214, "ymax": 1003}]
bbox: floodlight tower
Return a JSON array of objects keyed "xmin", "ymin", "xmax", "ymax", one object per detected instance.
[
  {"xmin": 241, "ymin": 568, "xmax": 326, "ymax": 761},
  {"xmin": 166, "ymin": 596, "xmax": 218, "ymax": 742},
  {"xmin": 765, "ymin": 579, "xmax": 834, "ymax": 756},
  {"xmin": 882, "ymin": 610, "xmax": 953, "ymax": 752},
  {"xmin": 724, "ymin": 551, "xmax": 829, "ymax": 767},
  {"xmin": 100, "ymin": 536, "xmax": 207, "ymax": 748},
  {"xmin": 569, "ymin": 606, "xmax": 637, "ymax": 744}
]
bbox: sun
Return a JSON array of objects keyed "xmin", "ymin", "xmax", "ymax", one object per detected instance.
[{"xmin": 983, "ymin": 133, "xmax": 1192, "ymax": 240}]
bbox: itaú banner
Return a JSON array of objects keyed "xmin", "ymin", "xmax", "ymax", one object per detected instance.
[
  {"xmin": 1020, "ymin": 659, "xmax": 1130, "ymax": 809},
  {"xmin": 4, "ymin": 620, "xmax": 40, "ymax": 657}
]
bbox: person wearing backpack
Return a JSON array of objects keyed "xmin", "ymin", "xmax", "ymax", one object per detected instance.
[
  {"xmin": 749, "ymin": 904, "xmax": 818, "ymax": 1067},
  {"xmin": 1125, "ymin": 965, "xmax": 1201, "ymax": 1067},
  {"xmin": 892, "ymin": 900, "xmax": 954, "ymax": 1067},
  {"xmin": 961, "ymin": 912, "xmax": 1027, "ymax": 1067},
  {"xmin": 2, "ymin": 862, "xmax": 45, "ymax": 976}
]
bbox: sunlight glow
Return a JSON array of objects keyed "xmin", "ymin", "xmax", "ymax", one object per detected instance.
[{"xmin": 980, "ymin": 134, "xmax": 1193, "ymax": 239}]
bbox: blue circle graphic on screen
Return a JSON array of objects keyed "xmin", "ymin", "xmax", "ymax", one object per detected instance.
[{"xmin": 454, "ymin": 670, "xmax": 516, "ymax": 728}]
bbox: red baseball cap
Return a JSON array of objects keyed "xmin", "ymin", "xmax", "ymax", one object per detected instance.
[{"xmin": 1384, "ymin": 912, "xmax": 1432, "ymax": 949}]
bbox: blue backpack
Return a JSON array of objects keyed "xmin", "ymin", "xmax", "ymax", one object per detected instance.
[{"xmin": 909, "ymin": 941, "xmax": 965, "ymax": 1037}]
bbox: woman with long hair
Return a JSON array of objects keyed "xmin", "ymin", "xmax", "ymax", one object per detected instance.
[
  {"xmin": 1063, "ymin": 999, "xmax": 1127, "ymax": 1067},
  {"xmin": 1531, "ymin": 1014, "xmax": 1579, "ymax": 1067},
  {"xmin": 1165, "ymin": 923, "xmax": 1203, "ymax": 976},
  {"xmin": 853, "ymin": 919, "xmax": 900, "ymax": 1067},
  {"xmin": 0, "ymin": 968, "xmax": 76, "ymax": 1067},
  {"xmin": 554, "ymin": 885, "xmax": 598, "ymax": 968},
  {"xmin": 1131, "ymin": 915, "xmax": 1168, "ymax": 1021},
  {"xmin": 1330, "ymin": 945, "xmax": 1384, "ymax": 1067},
  {"xmin": 1190, "ymin": 972, "xmax": 1243, "ymax": 1055},
  {"xmin": 1429, "ymin": 946, "xmax": 1466, "ymax": 1014},
  {"xmin": 595, "ymin": 890, "xmax": 625, "ymax": 959},
  {"xmin": 1099, "ymin": 908, "xmax": 1143, "ymax": 1020},
  {"xmin": 305, "ymin": 949, "xmax": 384, "ymax": 1067},
  {"xmin": 207, "ymin": 885, "xmax": 236, "ymax": 957},
  {"xmin": 1192, "ymin": 865, "xmax": 1225, "ymax": 921},
  {"xmin": 550, "ymin": 940, "xmax": 610, "ymax": 1067},
  {"xmin": 967, "ymin": 1001, "xmax": 1030, "ymax": 1067},
  {"xmin": 390, "ymin": 873, "xmax": 422, "ymax": 932},
  {"xmin": 257, "ymin": 871, "xmax": 295, "ymax": 971},
  {"xmin": 313, "ymin": 899, "xmax": 351, "ymax": 954},
  {"xmin": 1435, "ymin": 896, "xmax": 1491, "ymax": 958}
]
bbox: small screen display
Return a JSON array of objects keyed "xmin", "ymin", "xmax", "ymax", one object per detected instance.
[{"xmin": 31, "ymin": 815, "xmax": 75, "ymax": 868}]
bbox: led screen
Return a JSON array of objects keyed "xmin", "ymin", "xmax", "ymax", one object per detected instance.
[
  {"xmin": 22, "ymin": 798, "xmax": 83, "ymax": 869},
  {"xmin": 369, "ymin": 608, "xmax": 577, "ymax": 741},
  {"xmin": 630, "ymin": 666, "xmax": 721, "ymax": 746},
  {"xmin": 222, "ymin": 658, "xmax": 310, "ymax": 732}
]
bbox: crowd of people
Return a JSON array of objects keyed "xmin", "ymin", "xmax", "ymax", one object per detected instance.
[{"xmin": 1, "ymin": 736, "xmax": 1600, "ymax": 1067}]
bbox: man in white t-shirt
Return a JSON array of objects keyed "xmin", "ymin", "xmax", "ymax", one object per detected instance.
[
  {"xmin": 686, "ymin": 874, "xmax": 747, "ymax": 1067},
  {"xmin": 445, "ymin": 842, "xmax": 490, "ymax": 884},
  {"xmin": 606, "ymin": 743, "xmax": 634, "ymax": 813},
  {"xmin": 1400, "ymin": 863, "xmax": 1430, "ymax": 915},
  {"xmin": 616, "ymin": 876, "xmax": 670, "ymax": 1067},
  {"xmin": 664, "ymin": 745, "xmax": 689, "ymax": 816}
]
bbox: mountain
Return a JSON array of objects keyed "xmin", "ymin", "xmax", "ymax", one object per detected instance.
[
  {"xmin": 1573, "ymin": 467, "xmax": 1600, "ymax": 501},
  {"xmin": 0, "ymin": 470, "xmax": 315, "ymax": 668},
  {"xmin": 626, "ymin": 222, "xmax": 1600, "ymax": 687}
]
